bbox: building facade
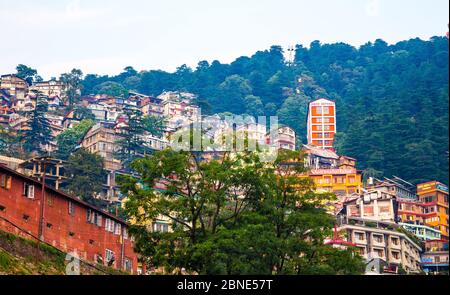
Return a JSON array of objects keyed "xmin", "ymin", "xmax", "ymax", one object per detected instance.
[
  {"xmin": 421, "ymin": 240, "xmax": 449, "ymax": 274},
  {"xmin": 399, "ymin": 223, "xmax": 441, "ymax": 241},
  {"xmin": 302, "ymin": 145, "xmax": 363, "ymax": 197},
  {"xmin": 336, "ymin": 217, "xmax": 422, "ymax": 274},
  {"xmin": 29, "ymin": 79, "xmax": 66, "ymax": 98},
  {"xmin": 0, "ymin": 74, "xmax": 28, "ymax": 101},
  {"xmin": 417, "ymin": 181, "xmax": 449, "ymax": 240},
  {"xmin": 0, "ymin": 165, "xmax": 138, "ymax": 273},
  {"xmin": 267, "ymin": 126, "xmax": 296, "ymax": 151},
  {"xmin": 307, "ymin": 98, "xmax": 336, "ymax": 149}
]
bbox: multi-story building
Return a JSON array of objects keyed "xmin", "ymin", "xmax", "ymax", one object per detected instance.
[
  {"xmin": 0, "ymin": 74, "xmax": 28, "ymax": 101},
  {"xmin": 397, "ymin": 199, "xmax": 425, "ymax": 225},
  {"xmin": 302, "ymin": 145, "xmax": 363, "ymax": 197},
  {"xmin": 0, "ymin": 106, "xmax": 9, "ymax": 128},
  {"xmin": 266, "ymin": 126, "xmax": 296, "ymax": 151},
  {"xmin": 81, "ymin": 123, "xmax": 122, "ymax": 202},
  {"xmin": 344, "ymin": 189, "xmax": 397, "ymax": 223},
  {"xmin": 421, "ymin": 240, "xmax": 449, "ymax": 274},
  {"xmin": 307, "ymin": 98, "xmax": 336, "ymax": 150},
  {"xmin": 336, "ymin": 217, "xmax": 422, "ymax": 274},
  {"xmin": 368, "ymin": 176, "xmax": 417, "ymax": 201},
  {"xmin": 29, "ymin": 79, "xmax": 66, "ymax": 98},
  {"xmin": 88, "ymin": 103, "xmax": 120, "ymax": 122},
  {"xmin": 0, "ymin": 89, "xmax": 12, "ymax": 107},
  {"xmin": 0, "ymin": 165, "xmax": 138, "ymax": 273},
  {"xmin": 399, "ymin": 223, "xmax": 441, "ymax": 241},
  {"xmin": 129, "ymin": 92, "xmax": 164, "ymax": 118},
  {"xmin": 417, "ymin": 181, "xmax": 449, "ymax": 240}
]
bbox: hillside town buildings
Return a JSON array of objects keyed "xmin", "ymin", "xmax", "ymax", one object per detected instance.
[
  {"xmin": 0, "ymin": 74, "xmax": 28, "ymax": 101},
  {"xmin": 29, "ymin": 79, "xmax": 66, "ymax": 98},
  {"xmin": 0, "ymin": 71, "xmax": 448, "ymax": 275},
  {"xmin": 301, "ymin": 144, "xmax": 363, "ymax": 197}
]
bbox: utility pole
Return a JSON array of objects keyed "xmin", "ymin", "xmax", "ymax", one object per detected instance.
[{"xmin": 38, "ymin": 158, "xmax": 48, "ymax": 242}]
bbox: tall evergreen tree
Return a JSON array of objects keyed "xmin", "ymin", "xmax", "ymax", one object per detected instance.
[
  {"xmin": 115, "ymin": 106, "xmax": 148, "ymax": 169},
  {"xmin": 21, "ymin": 93, "xmax": 52, "ymax": 155}
]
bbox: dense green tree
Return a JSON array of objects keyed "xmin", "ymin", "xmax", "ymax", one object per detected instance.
[
  {"xmin": 55, "ymin": 119, "xmax": 95, "ymax": 160},
  {"xmin": 115, "ymin": 106, "xmax": 149, "ymax": 168},
  {"xmin": 60, "ymin": 69, "xmax": 83, "ymax": 105},
  {"xmin": 93, "ymin": 81, "xmax": 128, "ymax": 97},
  {"xmin": 244, "ymin": 95, "xmax": 264, "ymax": 117},
  {"xmin": 118, "ymin": 149, "xmax": 365, "ymax": 275},
  {"xmin": 64, "ymin": 148, "xmax": 106, "ymax": 204},
  {"xmin": 16, "ymin": 64, "xmax": 38, "ymax": 85},
  {"xmin": 142, "ymin": 115, "xmax": 166, "ymax": 138},
  {"xmin": 73, "ymin": 105, "xmax": 95, "ymax": 121}
]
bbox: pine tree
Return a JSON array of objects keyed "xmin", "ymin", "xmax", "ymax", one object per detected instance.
[
  {"xmin": 21, "ymin": 93, "xmax": 52, "ymax": 155},
  {"xmin": 115, "ymin": 105, "xmax": 148, "ymax": 169}
]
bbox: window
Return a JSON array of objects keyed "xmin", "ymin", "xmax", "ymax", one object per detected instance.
[
  {"xmin": 358, "ymin": 247, "xmax": 365, "ymax": 255},
  {"xmin": 355, "ymin": 232, "xmax": 365, "ymax": 241},
  {"xmin": 392, "ymin": 251, "xmax": 400, "ymax": 260},
  {"xmin": 96, "ymin": 214, "xmax": 102, "ymax": 227},
  {"xmin": 0, "ymin": 174, "xmax": 12, "ymax": 189},
  {"xmin": 105, "ymin": 249, "xmax": 115, "ymax": 266},
  {"xmin": 46, "ymin": 223, "xmax": 53, "ymax": 229},
  {"xmin": 114, "ymin": 223, "xmax": 122, "ymax": 235},
  {"xmin": 323, "ymin": 106, "xmax": 330, "ymax": 115},
  {"xmin": 68, "ymin": 201, "xmax": 75, "ymax": 216},
  {"xmin": 105, "ymin": 218, "xmax": 115, "ymax": 232},
  {"xmin": 374, "ymin": 249, "xmax": 384, "ymax": 258},
  {"xmin": 391, "ymin": 238, "xmax": 399, "ymax": 245},
  {"xmin": 22, "ymin": 214, "xmax": 30, "ymax": 221},
  {"xmin": 0, "ymin": 204, "xmax": 5, "ymax": 212},
  {"xmin": 373, "ymin": 235, "xmax": 383, "ymax": 243},
  {"xmin": 23, "ymin": 183, "xmax": 35, "ymax": 199},
  {"xmin": 123, "ymin": 228, "xmax": 128, "ymax": 240},
  {"xmin": 87, "ymin": 209, "xmax": 93, "ymax": 223},
  {"xmin": 153, "ymin": 222, "xmax": 169, "ymax": 233},
  {"xmin": 124, "ymin": 258, "xmax": 132, "ymax": 272}
]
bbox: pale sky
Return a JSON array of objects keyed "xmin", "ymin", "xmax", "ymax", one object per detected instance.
[{"xmin": 0, "ymin": 0, "xmax": 448, "ymax": 79}]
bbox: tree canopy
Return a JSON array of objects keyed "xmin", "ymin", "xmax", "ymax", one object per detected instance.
[
  {"xmin": 118, "ymin": 149, "xmax": 365, "ymax": 275},
  {"xmin": 81, "ymin": 37, "xmax": 449, "ymax": 185}
]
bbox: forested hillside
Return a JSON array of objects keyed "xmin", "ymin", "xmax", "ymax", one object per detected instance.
[{"xmin": 81, "ymin": 37, "xmax": 449, "ymax": 185}]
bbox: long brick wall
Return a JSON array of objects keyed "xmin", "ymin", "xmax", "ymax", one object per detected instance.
[{"xmin": 0, "ymin": 165, "xmax": 138, "ymax": 274}]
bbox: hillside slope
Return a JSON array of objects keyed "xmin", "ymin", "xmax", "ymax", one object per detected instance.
[
  {"xmin": 0, "ymin": 230, "xmax": 124, "ymax": 275},
  {"xmin": 80, "ymin": 37, "xmax": 449, "ymax": 184}
]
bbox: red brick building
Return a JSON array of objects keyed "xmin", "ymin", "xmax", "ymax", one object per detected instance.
[{"xmin": 0, "ymin": 165, "xmax": 138, "ymax": 274}]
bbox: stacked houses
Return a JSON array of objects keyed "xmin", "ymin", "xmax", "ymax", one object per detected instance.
[{"xmin": 1, "ymin": 73, "xmax": 448, "ymax": 275}]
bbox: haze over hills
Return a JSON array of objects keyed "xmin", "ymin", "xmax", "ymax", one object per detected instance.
[{"xmin": 76, "ymin": 37, "xmax": 449, "ymax": 185}]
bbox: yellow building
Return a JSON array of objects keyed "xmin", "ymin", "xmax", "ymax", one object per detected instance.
[
  {"xmin": 302, "ymin": 145, "xmax": 363, "ymax": 197},
  {"xmin": 417, "ymin": 181, "xmax": 449, "ymax": 240}
]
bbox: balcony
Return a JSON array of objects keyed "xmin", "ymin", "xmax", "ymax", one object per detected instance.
[
  {"xmin": 372, "ymin": 234, "xmax": 385, "ymax": 247},
  {"xmin": 353, "ymin": 232, "xmax": 367, "ymax": 245},
  {"xmin": 389, "ymin": 238, "xmax": 402, "ymax": 250},
  {"xmin": 389, "ymin": 252, "xmax": 402, "ymax": 264}
]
